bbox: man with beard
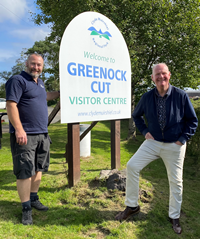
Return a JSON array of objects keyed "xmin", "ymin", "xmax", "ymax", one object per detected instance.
[
  {"xmin": 5, "ymin": 53, "xmax": 60, "ymax": 225},
  {"xmin": 115, "ymin": 63, "xmax": 198, "ymax": 234}
]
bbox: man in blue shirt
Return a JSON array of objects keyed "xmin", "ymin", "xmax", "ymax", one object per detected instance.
[
  {"xmin": 6, "ymin": 53, "xmax": 60, "ymax": 225},
  {"xmin": 115, "ymin": 63, "xmax": 198, "ymax": 234}
]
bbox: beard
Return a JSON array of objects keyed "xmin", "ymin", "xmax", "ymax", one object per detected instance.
[
  {"xmin": 29, "ymin": 71, "xmax": 41, "ymax": 78},
  {"xmin": 26, "ymin": 67, "xmax": 41, "ymax": 79}
]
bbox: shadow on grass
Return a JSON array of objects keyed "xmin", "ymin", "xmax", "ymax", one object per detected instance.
[
  {"xmin": 0, "ymin": 169, "xmax": 67, "ymax": 192},
  {"xmin": 0, "ymin": 169, "xmax": 15, "ymax": 186},
  {"xmin": 1, "ymin": 174, "xmax": 199, "ymax": 238},
  {"xmin": 0, "ymin": 185, "xmax": 69, "ymax": 194},
  {"xmin": 1, "ymin": 195, "xmax": 198, "ymax": 238},
  {"xmin": 84, "ymin": 169, "xmax": 107, "ymax": 172},
  {"xmin": 0, "ymin": 196, "xmax": 178, "ymax": 239},
  {"xmin": 0, "ymin": 199, "xmax": 147, "ymax": 227},
  {"xmin": 49, "ymin": 161, "xmax": 65, "ymax": 165},
  {"xmin": 50, "ymin": 153, "xmax": 66, "ymax": 159}
]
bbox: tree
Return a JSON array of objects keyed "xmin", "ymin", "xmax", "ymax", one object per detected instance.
[
  {"xmin": 0, "ymin": 46, "xmax": 59, "ymax": 104},
  {"xmin": 34, "ymin": 0, "xmax": 200, "ymax": 137},
  {"xmin": 0, "ymin": 51, "xmax": 26, "ymax": 98},
  {"xmin": 0, "ymin": 71, "xmax": 12, "ymax": 82},
  {"xmin": 0, "ymin": 71, "xmax": 12, "ymax": 98}
]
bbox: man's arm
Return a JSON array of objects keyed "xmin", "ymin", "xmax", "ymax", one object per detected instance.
[
  {"xmin": 132, "ymin": 95, "xmax": 149, "ymax": 136},
  {"xmin": 6, "ymin": 100, "xmax": 27, "ymax": 145},
  {"xmin": 177, "ymin": 94, "xmax": 198, "ymax": 145},
  {"xmin": 46, "ymin": 91, "xmax": 60, "ymax": 101}
]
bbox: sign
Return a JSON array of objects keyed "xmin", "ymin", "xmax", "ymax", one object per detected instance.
[{"xmin": 60, "ymin": 12, "xmax": 131, "ymax": 123}]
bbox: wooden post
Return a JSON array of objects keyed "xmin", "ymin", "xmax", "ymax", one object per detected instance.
[
  {"xmin": 67, "ymin": 123, "xmax": 80, "ymax": 187},
  {"xmin": 48, "ymin": 101, "xmax": 60, "ymax": 126},
  {"xmin": 111, "ymin": 120, "xmax": 120, "ymax": 169}
]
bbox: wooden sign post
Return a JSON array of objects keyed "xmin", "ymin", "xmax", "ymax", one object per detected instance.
[
  {"xmin": 67, "ymin": 123, "xmax": 81, "ymax": 186},
  {"xmin": 66, "ymin": 120, "xmax": 120, "ymax": 187},
  {"xmin": 111, "ymin": 120, "xmax": 120, "ymax": 169}
]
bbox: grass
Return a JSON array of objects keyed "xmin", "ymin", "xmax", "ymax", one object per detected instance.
[
  {"xmin": 0, "ymin": 109, "xmax": 7, "ymax": 113},
  {"xmin": 0, "ymin": 119, "xmax": 199, "ymax": 239}
]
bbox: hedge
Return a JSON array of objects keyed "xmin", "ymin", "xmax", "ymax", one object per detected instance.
[{"xmin": 186, "ymin": 102, "xmax": 200, "ymax": 164}]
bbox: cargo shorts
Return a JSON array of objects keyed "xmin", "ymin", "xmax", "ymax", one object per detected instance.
[{"xmin": 10, "ymin": 133, "xmax": 51, "ymax": 179}]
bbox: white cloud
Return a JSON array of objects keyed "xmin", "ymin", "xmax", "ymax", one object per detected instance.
[
  {"xmin": 0, "ymin": 0, "xmax": 27, "ymax": 23},
  {"xmin": 0, "ymin": 1, "xmax": 52, "ymax": 73},
  {"xmin": 0, "ymin": 49, "xmax": 18, "ymax": 61},
  {"xmin": 11, "ymin": 26, "xmax": 51, "ymax": 42}
]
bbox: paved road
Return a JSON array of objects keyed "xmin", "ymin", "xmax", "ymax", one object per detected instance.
[{"xmin": 1, "ymin": 107, "xmax": 60, "ymax": 133}]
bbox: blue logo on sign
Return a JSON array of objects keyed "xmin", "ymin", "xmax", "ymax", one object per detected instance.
[
  {"xmin": 88, "ymin": 27, "xmax": 112, "ymax": 41},
  {"xmin": 88, "ymin": 17, "xmax": 112, "ymax": 48}
]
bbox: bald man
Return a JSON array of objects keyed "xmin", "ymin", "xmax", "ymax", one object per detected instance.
[
  {"xmin": 6, "ymin": 54, "xmax": 60, "ymax": 225},
  {"xmin": 115, "ymin": 63, "xmax": 198, "ymax": 234}
]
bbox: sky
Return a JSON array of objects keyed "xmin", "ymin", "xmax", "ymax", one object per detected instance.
[{"xmin": 0, "ymin": 0, "xmax": 50, "ymax": 76}]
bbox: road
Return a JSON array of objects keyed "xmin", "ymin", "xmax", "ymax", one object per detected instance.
[{"xmin": 1, "ymin": 107, "xmax": 60, "ymax": 133}]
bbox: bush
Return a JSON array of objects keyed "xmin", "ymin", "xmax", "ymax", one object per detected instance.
[{"xmin": 186, "ymin": 102, "xmax": 200, "ymax": 163}]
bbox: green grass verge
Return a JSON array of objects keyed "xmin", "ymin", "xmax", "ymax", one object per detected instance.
[
  {"xmin": 0, "ymin": 120, "xmax": 199, "ymax": 239},
  {"xmin": 0, "ymin": 109, "xmax": 7, "ymax": 113}
]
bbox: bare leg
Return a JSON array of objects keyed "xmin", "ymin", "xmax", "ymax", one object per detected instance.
[
  {"xmin": 17, "ymin": 178, "xmax": 31, "ymax": 203},
  {"xmin": 31, "ymin": 171, "xmax": 42, "ymax": 193},
  {"xmin": 30, "ymin": 171, "xmax": 48, "ymax": 211},
  {"xmin": 17, "ymin": 178, "xmax": 33, "ymax": 225}
]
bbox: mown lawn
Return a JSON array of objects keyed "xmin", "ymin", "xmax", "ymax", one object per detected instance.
[{"xmin": 0, "ymin": 119, "xmax": 199, "ymax": 239}]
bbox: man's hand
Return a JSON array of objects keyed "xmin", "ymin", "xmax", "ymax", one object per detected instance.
[
  {"xmin": 46, "ymin": 91, "xmax": 60, "ymax": 101},
  {"xmin": 175, "ymin": 141, "xmax": 183, "ymax": 146},
  {"xmin": 145, "ymin": 132, "xmax": 154, "ymax": 140},
  {"xmin": 15, "ymin": 129, "xmax": 27, "ymax": 145},
  {"xmin": 6, "ymin": 100, "xmax": 27, "ymax": 145}
]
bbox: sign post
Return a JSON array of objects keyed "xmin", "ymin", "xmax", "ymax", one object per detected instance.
[
  {"xmin": 111, "ymin": 120, "xmax": 120, "ymax": 169},
  {"xmin": 67, "ymin": 123, "xmax": 80, "ymax": 186}
]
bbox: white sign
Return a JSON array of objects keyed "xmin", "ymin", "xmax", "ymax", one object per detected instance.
[{"xmin": 60, "ymin": 12, "xmax": 131, "ymax": 123}]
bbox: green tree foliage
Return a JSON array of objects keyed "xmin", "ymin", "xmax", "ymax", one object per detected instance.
[
  {"xmin": 0, "ymin": 71, "xmax": 12, "ymax": 98},
  {"xmin": 0, "ymin": 83, "xmax": 6, "ymax": 98},
  {"xmin": 0, "ymin": 71, "xmax": 12, "ymax": 82},
  {"xmin": 0, "ymin": 52, "xmax": 26, "ymax": 98},
  {"xmin": 25, "ymin": 40, "xmax": 59, "ymax": 77},
  {"xmin": 0, "ymin": 44, "xmax": 59, "ymax": 100},
  {"xmin": 34, "ymin": 0, "xmax": 200, "ymax": 98},
  {"xmin": 33, "ymin": 0, "xmax": 200, "ymax": 137},
  {"xmin": 25, "ymin": 40, "xmax": 60, "ymax": 93},
  {"xmin": 186, "ymin": 101, "xmax": 200, "ymax": 170}
]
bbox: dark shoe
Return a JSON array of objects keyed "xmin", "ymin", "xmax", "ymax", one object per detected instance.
[
  {"xmin": 22, "ymin": 209, "xmax": 33, "ymax": 225},
  {"xmin": 115, "ymin": 206, "xmax": 140, "ymax": 221},
  {"xmin": 31, "ymin": 199, "xmax": 48, "ymax": 211},
  {"xmin": 169, "ymin": 218, "xmax": 182, "ymax": 234}
]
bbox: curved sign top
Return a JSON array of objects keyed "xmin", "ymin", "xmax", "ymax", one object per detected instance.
[{"xmin": 60, "ymin": 11, "xmax": 131, "ymax": 123}]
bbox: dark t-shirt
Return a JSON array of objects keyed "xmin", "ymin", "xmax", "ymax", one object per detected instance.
[{"xmin": 5, "ymin": 71, "xmax": 48, "ymax": 134}]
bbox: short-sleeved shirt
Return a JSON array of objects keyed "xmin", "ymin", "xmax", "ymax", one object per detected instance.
[{"xmin": 5, "ymin": 71, "xmax": 48, "ymax": 134}]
